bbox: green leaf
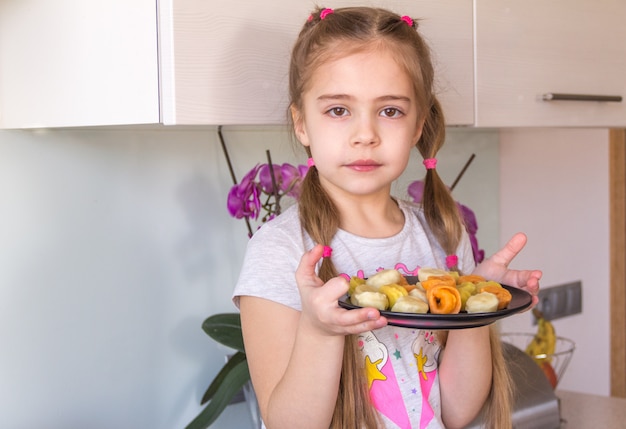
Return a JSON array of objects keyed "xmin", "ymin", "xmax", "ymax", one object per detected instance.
[
  {"xmin": 201, "ymin": 351, "xmax": 248, "ymax": 404},
  {"xmin": 202, "ymin": 313, "xmax": 244, "ymax": 352},
  {"xmin": 186, "ymin": 352, "xmax": 251, "ymax": 429}
]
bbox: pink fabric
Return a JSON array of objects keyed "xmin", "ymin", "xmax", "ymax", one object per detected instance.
[
  {"xmin": 446, "ymin": 254, "xmax": 458, "ymax": 268},
  {"xmin": 322, "ymin": 246, "xmax": 332, "ymax": 258},
  {"xmin": 418, "ymin": 370, "xmax": 436, "ymax": 429},
  {"xmin": 369, "ymin": 358, "xmax": 411, "ymax": 429},
  {"xmin": 423, "ymin": 158, "xmax": 437, "ymax": 170},
  {"xmin": 320, "ymin": 8, "xmax": 334, "ymax": 19}
]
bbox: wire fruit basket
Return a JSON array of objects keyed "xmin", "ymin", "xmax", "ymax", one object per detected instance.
[{"xmin": 501, "ymin": 332, "xmax": 575, "ymax": 389}]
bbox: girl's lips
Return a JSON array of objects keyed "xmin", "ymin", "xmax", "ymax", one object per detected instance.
[{"xmin": 345, "ymin": 160, "xmax": 381, "ymax": 172}]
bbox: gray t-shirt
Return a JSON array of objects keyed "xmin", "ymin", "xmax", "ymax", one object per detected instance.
[{"xmin": 233, "ymin": 199, "xmax": 475, "ymax": 429}]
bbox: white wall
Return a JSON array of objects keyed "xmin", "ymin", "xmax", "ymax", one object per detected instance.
[
  {"xmin": 0, "ymin": 126, "xmax": 298, "ymax": 429},
  {"xmin": 0, "ymin": 125, "xmax": 500, "ymax": 428},
  {"xmin": 497, "ymin": 128, "xmax": 610, "ymax": 396}
]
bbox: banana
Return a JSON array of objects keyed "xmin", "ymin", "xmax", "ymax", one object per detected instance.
[{"xmin": 525, "ymin": 308, "xmax": 556, "ymax": 363}]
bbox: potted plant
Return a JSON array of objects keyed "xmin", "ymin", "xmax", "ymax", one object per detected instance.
[
  {"xmin": 185, "ymin": 129, "xmax": 308, "ymax": 429},
  {"xmin": 185, "ymin": 313, "xmax": 250, "ymax": 429}
]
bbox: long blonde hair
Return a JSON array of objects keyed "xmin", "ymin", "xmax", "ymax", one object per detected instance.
[{"xmin": 290, "ymin": 7, "xmax": 512, "ymax": 428}]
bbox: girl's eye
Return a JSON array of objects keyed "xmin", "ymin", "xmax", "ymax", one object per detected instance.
[
  {"xmin": 381, "ymin": 108, "xmax": 402, "ymax": 118},
  {"xmin": 327, "ymin": 107, "xmax": 348, "ymax": 117}
]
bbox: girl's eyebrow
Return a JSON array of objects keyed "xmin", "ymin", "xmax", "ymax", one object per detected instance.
[
  {"xmin": 316, "ymin": 94, "xmax": 352, "ymax": 102},
  {"xmin": 316, "ymin": 94, "xmax": 411, "ymax": 102}
]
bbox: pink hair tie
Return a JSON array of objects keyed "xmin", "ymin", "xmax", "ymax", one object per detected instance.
[
  {"xmin": 446, "ymin": 255, "xmax": 458, "ymax": 268},
  {"xmin": 423, "ymin": 158, "xmax": 437, "ymax": 170},
  {"xmin": 307, "ymin": 157, "xmax": 315, "ymax": 167},
  {"xmin": 401, "ymin": 16, "xmax": 413, "ymax": 27},
  {"xmin": 320, "ymin": 8, "xmax": 334, "ymax": 19},
  {"xmin": 322, "ymin": 246, "xmax": 333, "ymax": 258}
]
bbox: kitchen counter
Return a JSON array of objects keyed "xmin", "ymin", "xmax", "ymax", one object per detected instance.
[{"xmin": 557, "ymin": 390, "xmax": 626, "ymax": 429}]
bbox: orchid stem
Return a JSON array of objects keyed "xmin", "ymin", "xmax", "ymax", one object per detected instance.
[
  {"xmin": 218, "ymin": 126, "xmax": 253, "ymax": 237},
  {"xmin": 450, "ymin": 153, "xmax": 476, "ymax": 191},
  {"xmin": 218, "ymin": 126, "xmax": 238, "ymax": 185},
  {"xmin": 265, "ymin": 150, "xmax": 281, "ymax": 216}
]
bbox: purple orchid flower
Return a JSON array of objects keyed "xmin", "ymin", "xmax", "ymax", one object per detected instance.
[
  {"xmin": 227, "ymin": 162, "xmax": 309, "ymax": 227},
  {"xmin": 457, "ymin": 203, "xmax": 478, "ymax": 234},
  {"xmin": 284, "ymin": 164, "xmax": 309, "ymax": 198},
  {"xmin": 227, "ymin": 165, "xmax": 262, "ymax": 220},
  {"xmin": 456, "ymin": 203, "xmax": 484, "ymax": 263},
  {"xmin": 407, "ymin": 180, "xmax": 425, "ymax": 203},
  {"xmin": 278, "ymin": 163, "xmax": 302, "ymax": 195},
  {"xmin": 258, "ymin": 164, "xmax": 282, "ymax": 194},
  {"xmin": 259, "ymin": 163, "xmax": 308, "ymax": 198}
]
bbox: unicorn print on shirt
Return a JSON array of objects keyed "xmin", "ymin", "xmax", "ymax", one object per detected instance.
[
  {"xmin": 413, "ymin": 331, "xmax": 441, "ymax": 429},
  {"xmin": 359, "ymin": 329, "xmax": 443, "ymax": 429},
  {"xmin": 359, "ymin": 331, "xmax": 411, "ymax": 429}
]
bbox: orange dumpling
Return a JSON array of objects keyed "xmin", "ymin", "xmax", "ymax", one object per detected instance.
[
  {"xmin": 421, "ymin": 275, "xmax": 456, "ymax": 291},
  {"xmin": 427, "ymin": 284, "xmax": 462, "ymax": 314},
  {"xmin": 456, "ymin": 274, "xmax": 486, "ymax": 285}
]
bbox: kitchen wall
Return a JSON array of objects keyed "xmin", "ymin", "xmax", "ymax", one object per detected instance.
[
  {"xmin": 0, "ymin": 125, "xmax": 499, "ymax": 429},
  {"xmin": 498, "ymin": 128, "xmax": 610, "ymax": 396}
]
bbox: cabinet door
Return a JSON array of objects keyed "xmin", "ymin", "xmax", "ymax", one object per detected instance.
[
  {"xmin": 160, "ymin": 0, "xmax": 473, "ymax": 126},
  {"xmin": 475, "ymin": 0, "xmax": 626, "ymax": 127},
  {"xmin": 0, "ymin": 0, "xmax": 159, "ymax": 128}
]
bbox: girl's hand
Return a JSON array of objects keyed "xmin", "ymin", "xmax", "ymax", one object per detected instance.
[
  {"xmin": 472, "ymin": 232, "xmax": 542, "ymax": 307},
  {"xmin": 295, "ymin": 244, "xmax": 387, "ymax": 335}
]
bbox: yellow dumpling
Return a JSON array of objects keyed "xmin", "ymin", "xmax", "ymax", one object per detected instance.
[
  {"xmin": 378, "ymin": 284, "xmax": 408, "ymax": 309},
  {"xmin": 351, "ymin": 291, "xmax": 388, "ymax": 311},
  {"xmin": 391, "ymin": 296, "xmax": 429, "ymax": 314}
]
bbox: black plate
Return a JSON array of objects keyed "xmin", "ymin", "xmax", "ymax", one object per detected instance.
[{"xmin": 338, "ymin": 282, "xmax": 532, "ymax": 330}]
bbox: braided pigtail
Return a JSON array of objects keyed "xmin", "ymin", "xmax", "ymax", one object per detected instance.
[
  {"xmin": 417, "ymin": 98, "xmax": 464, "ymax": 268},
  {"xmin": 298, "ymin": 166, "xmax": 339, "ymax": 281},
  {"xmin": 484, "ymin": 325, "xmax": 514, "ymax": 429},
  {"xmin": 418, "ymin": 99, "xmax": 511, "ymax": 429},
  {"xmin": 298, "ymin": 164, "xmax": 382, "ymax": 429}
]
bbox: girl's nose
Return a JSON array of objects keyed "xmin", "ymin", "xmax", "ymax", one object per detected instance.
[{"xmin": 351, "ymin": 114, "xmax": 380, "ymax": 146}]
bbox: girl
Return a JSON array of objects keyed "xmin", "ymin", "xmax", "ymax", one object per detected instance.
[{"xmin": 233, "ymin": 6, "xmax": 541, "ymax": 429}]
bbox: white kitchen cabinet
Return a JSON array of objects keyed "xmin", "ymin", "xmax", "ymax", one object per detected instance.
[
  {"xmin": 475, "ymin": 0, "xmax": 626, "ymax": 127},
  {"xmin": 161, "ymin": 0, "xmax": 473, "ymax": 126},
  {"xmin": 0, "ymin": 0, "xmax": 473, "ymax": 128},
  {"xmin": 0, "ymin": 0, "xmax": 160, "ymax": 128},
  {"xmin": 3, "ymin": 1, "xmax": 624, "ymax": 129}
]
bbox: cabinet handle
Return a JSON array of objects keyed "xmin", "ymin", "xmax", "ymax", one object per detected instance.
[{"xmin": 542, "ymin": 93, "xmax": 623, "ymax": 102}]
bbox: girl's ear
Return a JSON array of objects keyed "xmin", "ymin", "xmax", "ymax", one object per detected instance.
[
  {"xmin": 413, "ymin": 117, "xmax": 426, "ymax": 145},
  {"xmin": 291, "ymin": 106, "xmax": 310, "ymax": 147}
]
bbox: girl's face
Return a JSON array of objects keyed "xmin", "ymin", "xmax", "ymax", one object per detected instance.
[{"xmin": 293, "ymin": 47, "xmax": 424, "ymax": 201}]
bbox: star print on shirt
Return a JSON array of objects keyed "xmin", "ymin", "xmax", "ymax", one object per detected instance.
[
  {"xmin": 393, "ymin": 349, "xmax": 401, "ymax": 360},
  {"xmin": 415, "ymin": 347, "xmax": 429, "ymax": 381},
  {"xmin": 365, "ymin": 355, "xmax": 387, "ymax": 389}
]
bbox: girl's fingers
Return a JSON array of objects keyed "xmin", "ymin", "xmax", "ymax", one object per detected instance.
[
  {"xmin": 335, "ymin": 307, "xmax": 388, "ymax": 334},
  {"xmin": 296, "ymin": 246, "xmax": 388, "ymax": 334},
  {"xmin": 295, "ymin": 244, "xmax": 325, "ymax": 287},
  {"xmin": 489, "ymin": 232, "xmax": 527, "ymax": 268},
  {"xmin": 475, "ymin": 232, "xmax": 542, "ymax": 287}
]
